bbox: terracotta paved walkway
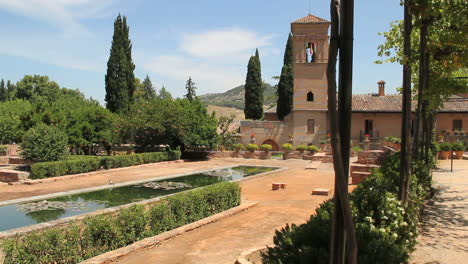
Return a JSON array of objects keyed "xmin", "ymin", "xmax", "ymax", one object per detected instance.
[
  {"xmin": 113, "ymin": 159, "xmax": 335, "ymax": 264},
  {"xmin": 411, "ymin": 160, "xmax": 468, "ymax": 264}
]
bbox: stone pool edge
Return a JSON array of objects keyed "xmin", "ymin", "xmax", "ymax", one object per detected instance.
[
  {"xmin": 79, "ymin": 200, "xmax": 259, "ymax": 264},
  {"xmin": 0, "ymin": 165, "xmax": 287, "ymax": 239}
]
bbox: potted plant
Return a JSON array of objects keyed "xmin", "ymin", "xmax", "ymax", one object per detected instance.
[
  {"xmin": 432, "ymin": 141, "xmax": 441, "ymax": 160},
  {"xmin": 282, "ymin": 143, "xmax": 293, "ymax": 153},
  {"xmin": 439, "ymin": 142, "xmax": 451, "ymax": 160},
  {"xmin": 296, "ymin": 145, "xmax": 307, "ymax": 153},
  {"xmin": 308, "ymin": 145, "xmax": 319, "ymax": 154},
  {"xmin": 452, "ymin": 142, "xmax": 464, "ymax": 159},
  {"xmin": 0, "ymin": 145, "xmax": 7, "ymax": 156},
  {"xmin": 233, "ymin": 143, "xmax": 244, "ymax": 152},
  {"xmin": 246, "ymin": 144, "xmax": 258, "ymax": 153},
  {"xmin": 261, "ymin": 144, "xmax": 272, "ymax": 153}
]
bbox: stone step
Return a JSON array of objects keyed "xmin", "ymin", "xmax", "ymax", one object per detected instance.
[
  {"xmin": 350, "ymin": 163, "xmax": 380, "ymax": 173},
  {"xmin": 312, "ymin": 188, "xmax": 331, "ymax": 196},
  {"xmin": 8, "ymin": 157, "xmax": 25, "ymax": 165},
  {"xmin": 306, "ymin": 161, "xmax": 322, "ymax": 170},
  {"xmin": 351, "ymin": 171, "xmax": 371, "ymax": 185},
  {"xmin": 0, "ymin": 169, "xmax": 30, "ymax": 182}
]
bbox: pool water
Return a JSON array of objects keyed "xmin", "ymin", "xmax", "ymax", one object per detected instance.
[{"xmin": 0, "ymin": 166, "xmax": 277, "ymax": 232}]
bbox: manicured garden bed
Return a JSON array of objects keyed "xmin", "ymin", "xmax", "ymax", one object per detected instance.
[{"xmin": 30, "ymin": 151, "xmax": 181, "ymax": 179}]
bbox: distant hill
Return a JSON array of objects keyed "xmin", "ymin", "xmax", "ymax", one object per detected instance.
[{"xmin": 199, "ymin": 83, "xmax": 277, "ymax": 110}]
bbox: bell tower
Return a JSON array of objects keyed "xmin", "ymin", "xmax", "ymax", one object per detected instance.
[{"xmin": 291, "ymin": 14, "xmax": 330, "ymax": 111}]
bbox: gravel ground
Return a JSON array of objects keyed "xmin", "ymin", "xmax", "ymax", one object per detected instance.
[{"xmin": 411, "ymin": 160, "xmax": 468, "ymax": 264}]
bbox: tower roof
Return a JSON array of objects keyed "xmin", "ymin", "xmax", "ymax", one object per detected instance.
[{"xmin": 292, "ymin": 14, "xmax": 330, "ymax": 24}]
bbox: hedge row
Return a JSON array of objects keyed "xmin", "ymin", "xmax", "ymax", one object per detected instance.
[
  {"xmin": 3, "ymin": 181, "xmax": 241, "ymax": 264},
  {"xmin": 262, "ymin": 152, "xmax": 430, "ymax": 264},
  {"xmin": 30, "ymin": 151, "xmax": 181, "ymax": 179}
]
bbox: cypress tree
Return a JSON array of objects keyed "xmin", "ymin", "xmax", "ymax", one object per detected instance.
[
  {"xmin": 105, "ymin": 14, "xmax": 135, "ymax": 113},
  {"xmin": 276, "ymin": 34, "xmax": 295, "ymax": 119},
  {"xmin": 276, "ymin": 65, "xmax": 294, "ymax": 120},
  {"xmin": 244, "ymin": 54, "xmax": 263, "ymax": 120},
  {"xmin": 185, "ymin": 77, "xmax": 197, "ymax": 101},
  {"xmin": 0, "ymin": 79, "xmax": 5, "ymax": 102},
  {"xmin": 142, "ymin": 75, "xmax": 156, "ymax": 100}
]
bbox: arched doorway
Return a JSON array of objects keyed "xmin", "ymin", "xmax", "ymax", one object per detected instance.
[{"xmin": 262, "ymin": 139, "xmax": 279, "ymax": 151}]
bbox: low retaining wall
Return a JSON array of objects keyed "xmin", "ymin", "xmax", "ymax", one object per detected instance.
[
  {"xmin": 207, "ymin": 151, "xmax": 271, "ymax": 160},
  {"xmin": 357, "ymin": 150, "xmax": 387, "ymax": 165}
]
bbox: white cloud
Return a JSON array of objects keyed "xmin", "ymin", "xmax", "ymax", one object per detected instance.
[
  {"xmin": 181, "ymin": 28, "xmax": 273, "ymax": 59},
  {"xmin": 144, "ymin": 55, "xmax": 246, "ymax": 95},
  {"xmin": 0, "ymin": 0, "xmax": 114, "ymax": 34}
]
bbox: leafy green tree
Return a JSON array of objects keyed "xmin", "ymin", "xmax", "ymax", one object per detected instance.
[
  {"xmin": 105, "ymin": 14, "xmax": 135, "ymax": 113},
  {"xmin": 185, "ymin": 77, "xmax": 197, "ymax": 101},
  {"xmin": 276, "ymin": 65, "xmax": 294, "ymax": 120},
  {"xmin": 218, "ymin": 114, "xmax": 236, "ymax": 149},
  {"xmin": 0, "ymin": 99, "xmax": 33, "ymax": 144},
  {"xmin": 244, "ymin": 54, "xmax": 263, "ymax": 120},
  {"xmin": 0, "ymin": 79, "xmax": 6, "ymax": 101},
  {"xmin": 142, "ymin": 75, "xmax": 156, "ymax": 100},
  {"xmin": 158, "ymin": 86, "xmax": 172, "ymax": 100},
  {"xmin": 20, "ymin": 123, "xmax": 69, "ymax": 162},
  {"xmin": 15, "ymin": 75, "xmax": 61, "ymax": 102},
  {"xmin": 6, "ymin": 80, "xmax": 16, "ymax": 100}
]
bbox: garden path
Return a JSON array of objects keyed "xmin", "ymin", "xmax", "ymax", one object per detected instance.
[{"xmin": 411, "ymin": 159, "xmax": 468, "ymax": 264}]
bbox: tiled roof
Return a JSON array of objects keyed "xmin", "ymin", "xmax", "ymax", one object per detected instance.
[
  {"xmin": 266, "ymin": 95, "xmax": 468, "ymax": 113},
  {"xmin": 292, "ymin": 14, "xmax": 330, "ymax": 24},
  {"xmin": 352, "ymin": 94, "xmax": 468, "ymax": 113}
]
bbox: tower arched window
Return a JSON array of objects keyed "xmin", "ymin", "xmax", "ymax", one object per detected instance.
[
  {"xmin": 307, "ymin": 91, "xmax": 314, "ymax": 102},
  {"xmin": 305, "ymin": 42, "xmax": 316, "ymax": 63}
]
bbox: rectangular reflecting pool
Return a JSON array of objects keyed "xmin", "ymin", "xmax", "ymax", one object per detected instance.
[{"xmin": 0, "ymin": 166, "xmax": 278, "ymax": 232}]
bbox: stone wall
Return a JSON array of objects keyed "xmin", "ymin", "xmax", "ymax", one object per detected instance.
[
  {"xmin": 207, "ymin": 151, "xmax": 272, "ymax": 160},
  {"xmin": 357, "ymin": 150, "xmax": 387, "ymax": 165}
]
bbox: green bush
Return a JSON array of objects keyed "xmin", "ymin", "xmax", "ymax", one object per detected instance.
[
  {"xmin": 3, "ymin": 182, "xmax": 241, "ymax": 264},
  {"xmin": 20, "ymin": 124, "xmax": 69, "ymax": 162},
  {"xmin": 451, "ymin": 141, "xmax": 464, "ymax": 151},
  {"xmin": 282, "ymin": 143, "xmax": 293, "ymax": 151},
  {"xmin": 352, "ymin": 146, "xmax": 363, "ymax": 152},
  {"xmin": 384, "ymin": 136, "xmax": 401, "ymax": 144},
  {"xmin": 262, "ymin": 152, "xmax": 429, "ymax": 264},
  {"xmin": 440, "ymin": 142, "xmax": 451, "ymax": 151},
  {"xmin": 246, "ymin": 144, "xmax": 259, "ymax": 151},
  {"xmin": 30, "ymin": 151, "xmax": 181, "ymax": 179},
  {"xmin": 295, "ymin": 145, "xmax": 307, "ymax": 151},
  {"xmin": 308, "ymin": 145, "xmax": 319, "ymax": 153},
  {"xmin": 261, "ymin": 144, "xmax": 272, "ymax": 151},
  {"xmin": 432, "ymin": 141, "xmax": 441, "ymax": 152},
  {"xmin": 0, "ymin": 145, "xmax": 7, "ymax": 155},
  {"xmin": 232, "ymin": 143, "xmax": 244, "ymax": 150}
]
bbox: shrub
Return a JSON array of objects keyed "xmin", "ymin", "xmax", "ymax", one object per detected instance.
[
  {"xmin": 20, "ymin": 124, "xmax": 69, "ymax": 162},
  {"xmin": 352, "ymin": 146, "xmax": 363, "ymax": 152},
  {"xmin": 296, "ymin": 145, "xmax": 307, "ymax": 151},
  {"xmin": 0, "ymin": 145, "xmax": 7, "ymax": 155},
  {"xmin": 232, "ymin": 143, "xmax": 244, "ymax": 150},
  {"xmin": 384, "ymin": 136, "xmax": 401, "ymax": 144},
  {"xmin": 3, "ymin": 182, "xmax": 241, "ymax": 264},
  {"xmin": 451, "ymin": 141, "xmax": 464, "ymax": 151},
  {"xmin": 432, "ymin": 141, "xmax": 441, "ymax": 152},
  {"xmin": 246, "ymin": 144, "xmax": 259, "ymax": 151},
  {"xmin": 30, "ymin": 151, "xmax": 181, "ymax": 179},
  {"xmin": 261, "ymin": 144, "xmax": 272, "ymax": 151},
  {"xmin": 440, "ymin": 142, "xmax": 451, "ymax": 151},
  {"xmin": 308, "ymin": 145, "xmax": 319, "ymax": 153},
  {"xmin": 282, "ymin": 143, "xmax": 293, "ymax": 151}
]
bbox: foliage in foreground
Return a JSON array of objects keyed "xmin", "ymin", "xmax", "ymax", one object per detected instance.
[
  {"xmin": 262, "ymin": 153, "xmax": 429, "ymax": 264},
  {"xmin": 3, "ymin": 182, "xmax": 241, "ymax": 264},
  {"xmin": 30, "ymin": 151, "xmax": 181, "ymax": 179},
  {"xmin": 20, "ymin": 124, "xmax": 69, "ymax": 162}
]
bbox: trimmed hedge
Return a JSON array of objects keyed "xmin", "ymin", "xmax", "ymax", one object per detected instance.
[
  {"xmin": 30, "ymin": 151, "xmax": 181, "ymax": 179},
  {"xmin": 3, "ymin": 181, "xmax": 241, "ymax": 264}
]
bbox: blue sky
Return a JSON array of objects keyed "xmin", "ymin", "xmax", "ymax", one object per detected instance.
[{"xmin": 0, "ymin": 0, "xmax": 403, "ymax": 103}]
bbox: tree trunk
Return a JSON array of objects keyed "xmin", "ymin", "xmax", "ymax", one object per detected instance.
[
  {"xmin": 399, "ymin": 0, "xmax": 413, "ymax": 204},
  {"xmin": 413, "ymin": 20, "xmax": 429, "ymax": 161},
  {"xmin": 327, "ymin": 0, "xmax": 358, "ymax": 263}
]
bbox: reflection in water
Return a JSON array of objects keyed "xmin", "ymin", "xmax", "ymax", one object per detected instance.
[{"xmin": 1, "ymin": 166, "xmax": 278, "ymax": 232}]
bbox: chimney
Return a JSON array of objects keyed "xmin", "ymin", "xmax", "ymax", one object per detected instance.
[{"xmin": 378, "ymin": 80, "xmax": 385, "ymax": 96}]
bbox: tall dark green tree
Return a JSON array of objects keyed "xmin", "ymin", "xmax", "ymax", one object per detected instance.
[
  {"xmin": 185, "ymin": 77, "xmax": 197, "ymax": 101},
  {"xmin": 276, "ymin": 65, "xmax": 293, "ymax": 120},
  {"xmin": 277, "ymin": 34, "xmax": 294, "ymax": 120},
  {"xmin": 244, "ymin": 53, "xmax": 263, "ymax": 120},
  {"xmin": 105, "ymin": 14, "xmax": 135, "ymax": 113},
  {"xmin": 6, "ymin": 80, "xmax": 16, "ymax": 100},
  {"xmin": 0, "ymin": 79, "xmax": 6, "ymax": 102},
  {"xmin": 142, "ymin": 75, "xmax": 156, "ymax": 100}
]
